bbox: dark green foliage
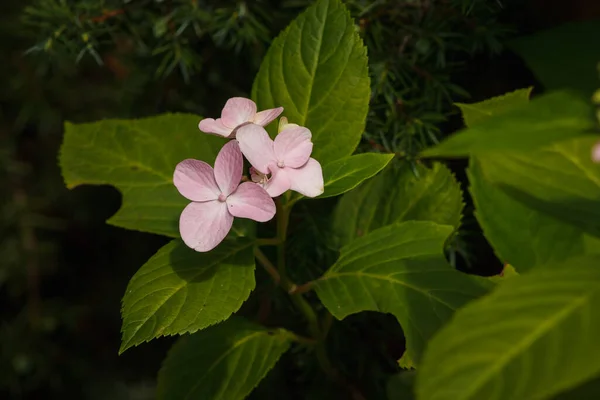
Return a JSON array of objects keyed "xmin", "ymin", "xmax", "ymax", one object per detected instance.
[{"xmin": 2, "ymin": 0, "xmax": 513, "ymax": 398}]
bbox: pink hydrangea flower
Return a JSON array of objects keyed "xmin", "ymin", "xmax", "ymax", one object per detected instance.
[
  {"xmin": 198, "ymin": 97, "xmax": 283, "ymax": 138},
  {"xmin": 174, "ymin": 141, "xmax": 276, "ymax": 252},
  {"xmin": 236, "ymin": 124, "xmax": 324, "ymax": 198},
  {"xmin": 593, "ymin": 141, "xmax": 600, "ymax": 163}
]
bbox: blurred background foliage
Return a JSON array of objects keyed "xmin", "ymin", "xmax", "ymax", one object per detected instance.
[{"xmin": 1, "ymin": 0, "xmax": 599, "ymax": 398}]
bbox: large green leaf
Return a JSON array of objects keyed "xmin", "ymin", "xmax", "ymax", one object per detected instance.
[
  {"xmin": 319, "ymin": 153, "xmax": 394, "ymax": 198},
  {"xmin": 509, "ymin": 20, "xmax": 600, "ymax": 98},
  {"xmin": 157, "ymin": 318, "xmax": 293, "ymax": 400},
  {"xmin": 455, "ymin": 87, "xmax": 532, "ymax": 127},
  {"xmin": 60, "ymin": 114, "xmax": 226, "ymax": 237},
  {"xmin": 120, "ymin": 238, "xmax": 255, "ymax": 353},
  {"xmin": 331, "ymin": 162, "xmax": 463, "ymax": 249},
  {"xmin": 468, "ymin": 140, "xmax": 600, "ymax": 273},
  {"xmin": 416, "ymin": 263, "xmax": 600, "ymax": 400},
  {"xmin": 477, "ymin": 135, "xmax": 600, "ymax": 237},
  {"xmin": 251, "ymin": 0, "xmax": 370, "ymax": 165},
  {"xmin": 452, "ymin": 87, "xmax": 600, "ymax": 272},
  {"xmin": 315, "ymin": 221, "xmax": 491, "ymax": 363},
  {"xmin": 422, "ymin": 91, "xmax": 594, "ymax": 158}
]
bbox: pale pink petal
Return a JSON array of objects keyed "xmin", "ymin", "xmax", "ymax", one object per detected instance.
[
  {"xmin": 179, "ymin": 200, "xmax": 233, "ymax": 252},
  {"xmin": 593, "ymin": 141, "xmax": 600, "ymax": 163},
  {"xmin": 236, "ymin": 124, "xmax": 276, "ymax": 174},
  {"xmin": 214, "ymin": 141, "xmax": 243, "ymax": 196},
  {"xmin": 221, "ymin": 97, "xmax": 257, "ymax": 129},
  {"xmin": 286, "ymin": 158, "xmax": 324, "ymax": 197},
  {"xmin": 226, "ymin": 182, "xmax": 276, "ymax": 222},
  {"xmin": 274, "ymin": 126, "xmax": 313, "ymax": 168},
  {"xmin": 173, "ymin": 159, "xmax": 220, "ymax": 202},
  {"xmin": 253, "ymin": 107, "xmax": 284, "ymax": 126},
  {"xmin": 198, "ymin": 118, "xmax": 233, "ymax": 137},
  {"xmin": 264, "ymin": 165, "xmax": 291, "ymax": 197}
]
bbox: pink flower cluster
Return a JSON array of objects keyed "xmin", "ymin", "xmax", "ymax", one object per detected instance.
[{"xmin": 174, "ymin": 97, "xmax": 324, "ymax": 252}]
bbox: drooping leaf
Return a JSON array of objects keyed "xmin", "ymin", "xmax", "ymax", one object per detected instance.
[
  {"xmin": 252, "ymin": 0, "xmax": 370, "ymax": 165},
  {"xmin": 60, "ymin": 114, "xmax": 226, "ymax": 237},
  {"xmin": 421, "ymin": 91, "xmax": 594, "ymax": 158},
  {"xmin": 315, "ymin": 221, "xmax": 492, "ymax": 363},
  {"xmin": 120, "ymin": 238, "xmax": 255, "ymax": 353},
  {"xmin": 331, "ymin": 162, "xmax": 463, "ymax": 249},
  {"xmin": 509, "ymin": 20, "xmax": 600, "ymax": 98},
  {"xmin": 416, "ymin": 263, "xmax": 600, "ymax": 400},
  {"xmin": 157, "ymin": 318, "xmax": 293, "ymax": 400},
  {"xmin": 455, "ymin": 87, "xmax": 532, "ymax": 127},
  {"xmin": 468, "ymin": 142, "xmax": 600, "ymax": 273},
  {"xmin": 319, "ymin": 153, "xmax": 394, "ymax": 198}
]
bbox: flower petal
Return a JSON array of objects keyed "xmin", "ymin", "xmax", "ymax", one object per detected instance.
[
  {"xmin": 214, "ymin": 141, "xmax": 243, "ymax": 196},
  {"xmin": 264, "ymin": 165, "xmax": 291, "ymax": 197},
  {"xmin": 236, "ymin": 124, "xmax": 276, "ymax": 174},
  {"xmin": 274, "ymin": 126, "xmax": 313, "ymax": 168},
  {"xmin": 593, "ymin": 141, "xmax": 600, "ymax": 163},
  {"xmin": 253, "ymin": 107, "xmax": 284, "ymax": 126},
  {"xmin": 227, "ymin": 182, "xmax": 276, "ymax": 222},
  {"xmin": 179, "ymin": 200, "xmax": 233, "ymax": 252},
  {"xmin": 221, "ymin": 97, "xmax": 257, "ymax": 129},
  {"xmin": 198, "ymin": 118, "xmax": 233, "ymax": 137},
  {"xmin": 173, "ymin": 159, "xmax": 220, "ymax": 201},
  {"xmin": 286, "ymin": 158, "xmax": 324, "ymax": 197}
]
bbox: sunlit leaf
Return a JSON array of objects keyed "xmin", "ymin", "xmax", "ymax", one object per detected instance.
[
  {"xmin": 319, "ymin": 153, "xmax": 394, "ymax": 198},
  {"xmin": 60, "ymin": 114, "xmax": 225, "ymax": 237},
  {"xmin": 120, "ymin": 238, "xmax": 255, "ymax": 353},
  {"xmin": 315, "ymin": 221, "xmax": 492, "ymax": 362},
  {"xmin": 417, "ymin": 262, "xmax": 600, "ymax": 400},
  {"xmin": 422, "ymin": 91, "xmax": 593, "ymax": 157},
  {"xmin": 157, "ymin": 318, "xmax": 293, "ymax": 400}
]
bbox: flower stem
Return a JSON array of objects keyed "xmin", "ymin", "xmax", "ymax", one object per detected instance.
[
  {"xmin": 254, "ymin": 247, "xmax": 281, "ymax": 284},
  {"xmin": 273, "ymin": 197, "xmax": 338, "ymax": 380},
  {"xmin": 255, "ymin": 237, "xmax": 280, "ymax": 246},
  {"xmin": 275, "ymin": 198, "xmax": 291, "ymax": 283}
]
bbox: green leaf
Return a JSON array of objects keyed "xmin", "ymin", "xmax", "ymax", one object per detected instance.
[
  {"xmin": 251, "ymin": 0, "xmax": 370, "ymax": 165},
  {"xmin": 331, "ymin": 162, "xmax": 463, "ymax": 249},
  {"xmin": 315, "ymin": 221, "xmax": 491, "ymax": 363},
  {"xmin": 475, "ymin": 135, "xmax": 600, "ymax": 238},
  {"xmin": 416, "ymin": 263, "xmax": 600, "ymax": 400},
  {"xmin": 468, "ymin": 139, "xmax": 600, "ymax": 273},
  {"xmin": 398, "ymin": 352, "xmax": 416, "ymax": 370},
  {"xmin": 319, "ymin": 153, "xmax": 395, "ymax": 198},
  {"xmin": 157, "ymin": 318, "xmax": 293, "ymax": 400},
  {"xmin": 120, "ymin": 238, "xmax": 255, "ymax": 353},
  {"xmin": 422, "ymin": 91, "xmax": 594, "ymax": 158},
  {"xmin": 60, "ymin": 114, "xmax": 226, "ymax": 237},
  {"xmin": 509, "ymin": 20, "xmax": 600, "ymax": 98},
  {"xmin": 455, "ymin": 87, "xmax": 532, "ymax": 127}
]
